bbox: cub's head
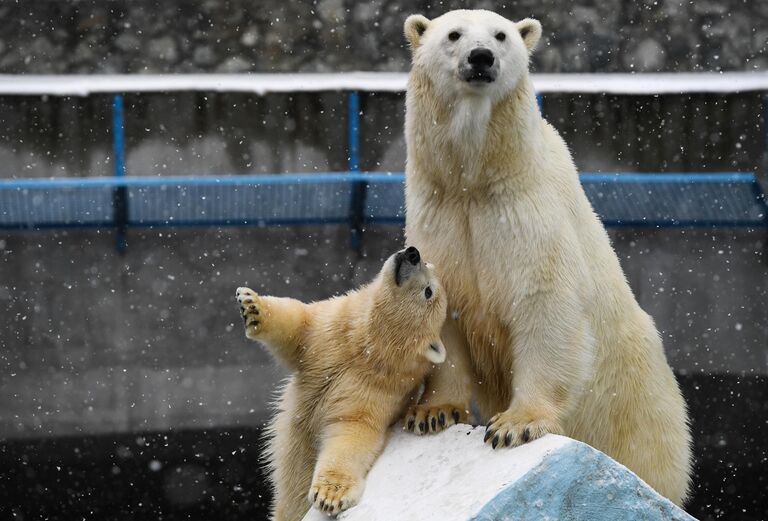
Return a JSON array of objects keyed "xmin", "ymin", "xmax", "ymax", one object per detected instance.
[
  {"xmin": 404, "ymin": 9, "xmax": 541, "ymax": 102},
  {"xmin": 374, "ymin": 246, "xmax": 447, "ymax": 364}
]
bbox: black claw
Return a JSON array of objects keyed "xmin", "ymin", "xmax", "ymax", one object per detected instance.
[
  {"xmin": 407, "ymin": 419, "xmax": 415, "ymax": 431},
  {"xmin": 452, "ymin": 410, "xmax": 460, "ymax": 424},
  {"xmin": 522, "ymin": 428, "xmax": 531, "ymax": 443},
  {"xmin": 505, "ymin": 432, "xmax": 513, "ymax": 447},
  {"xmin": 492, "ymin": 434, "xmax": 499, "ymax": 449},
  {"xmin": 486, "ymin": 419, "xmax": 494, "ymax": 429},
  {"xmin": 438, "ymin": 412, "xmax": 446, "ymax": 427},
  {"xmin": 247, "ymin": 319, "xmax": 259, "ymax": 327},
  {"xmin": 484, "ymin": 428, "xmax": 494, "ymax": 443},
  {"xmin": 319, "ymin": 500, "xmax": 325, "ymax": 509},
  {"xmin": 312, "ymin": 491, "xmax": 318, "ymax": 502},
  {"xmin": 419, "ymin": 421, "xmax": 426, "ymax": 433},
  {"xmin": 431, "ymin": 417, "xmax": 437, "ymax": 431}
]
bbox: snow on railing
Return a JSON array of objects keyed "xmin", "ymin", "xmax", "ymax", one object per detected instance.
[{"xmin": 1, "ymin": 72, "xmax": 768, "ymax": 96}]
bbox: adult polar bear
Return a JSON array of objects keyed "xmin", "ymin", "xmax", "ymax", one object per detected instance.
[{"xmin": 401, "ymin": 10, "xmax": 692, "ymax": 505}]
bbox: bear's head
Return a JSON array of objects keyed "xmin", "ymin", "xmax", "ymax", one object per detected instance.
[
  {"xmin": 404, "ymin": 10, "xmax": 541, "ymax": 103},
  {"xmin": 373, "ymin": 246, "xmax": 447, "ymax": 364}
]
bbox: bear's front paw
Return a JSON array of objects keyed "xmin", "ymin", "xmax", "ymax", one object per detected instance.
[
  {"xmin": 484, "ymin": 408, "xmax": 562, "ymax": 449},
  {"xmin": 308, "ymin": 472, "xmax": 363, "ymax": 516},
  {"xmin": 403, "ymin": 403, "xmax": 470, "ymax": 435},
  {"xmin": 235, "ymin": 287, "xmax": 263, "ymax": 340}
]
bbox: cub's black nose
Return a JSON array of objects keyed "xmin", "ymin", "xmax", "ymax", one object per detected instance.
[
  {"xmin": 404, "ymin": 246, "xmax": 420, "ymax": 265},
  {"xmin": 468, "ymin": 48, "xmax": 494, "ymax": 68}
]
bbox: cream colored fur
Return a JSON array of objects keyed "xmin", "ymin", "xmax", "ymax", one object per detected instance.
[
  {"xmin": 401, "ymin": 9, "xmax": 692, "ymax": 505},
  {"xmin": 236, "ymin": 249, "xmax": 446, "ymax": 521}
]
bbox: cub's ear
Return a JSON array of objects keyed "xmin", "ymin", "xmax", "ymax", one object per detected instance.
[
  {"xmin": 404, "ymin": 14, "xmax": 430, "ymax": 50},
  {"xmin": 516, "ymin": 18, "xmax": 542, "ymax": 52},
  {"xmin": 424, "ymin": 340, "xmax": 446, "ymax": 364}
]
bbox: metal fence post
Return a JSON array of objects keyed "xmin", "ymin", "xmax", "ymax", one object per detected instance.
[
  {"xmin": 112, "ymin": 95, "xmax": 128, "ymax": 253},
  {"xmin": 348, "ymin": 91, "xmax": 366, "ymax": 252}
]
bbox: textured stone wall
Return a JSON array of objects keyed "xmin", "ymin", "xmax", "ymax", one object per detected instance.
[{"xmin": 1, "ymin": 0, "xmax": 766, "ymax": 75}]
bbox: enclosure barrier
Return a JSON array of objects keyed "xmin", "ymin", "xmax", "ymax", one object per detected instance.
[
  {"xmin": 1, "ymin": 72, "xmax": 767, "ymax": 250},
  {"xmin": 1, "ymin": 171, "xmax": 765, "ymax": 229}
]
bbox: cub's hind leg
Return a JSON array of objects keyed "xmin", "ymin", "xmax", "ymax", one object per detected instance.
[{"xmin": 266, "ymin": 383, "xmax": 317, "ymax": 521}]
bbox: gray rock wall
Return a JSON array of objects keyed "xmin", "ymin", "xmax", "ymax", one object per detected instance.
[{"xmin": 1, "ymin": 0, "xmax": 766, "ymax": 74}]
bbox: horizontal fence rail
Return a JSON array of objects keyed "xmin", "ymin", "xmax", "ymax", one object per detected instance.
[{"xmin": 1, "ymin": 173, "xmax": 765, "ymax": 232}]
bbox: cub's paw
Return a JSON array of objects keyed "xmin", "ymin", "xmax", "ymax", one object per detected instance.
[
  {"xmin": 403, "ymin": 403, "xmax": 469, "ymax": 435},
  {"xmin": 483, "ymin": 408, "xmax": 563, "ymax": 449},
  {"xmin": 235, "ymin": 287, "xmax": 263, "ymax": 340},
  {"xmin": 308, "ymin": 472, "xmax": 363, "ymax": 516}
]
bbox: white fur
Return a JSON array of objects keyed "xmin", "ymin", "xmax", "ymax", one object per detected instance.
[{"xmin": 403, "ymin": 9, "xmax": 692, "ymax": 506}]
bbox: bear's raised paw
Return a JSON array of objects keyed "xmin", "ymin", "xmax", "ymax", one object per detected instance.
[
  {"xmin": 235, "ymin": 287, "xmax": 263, "ymax": 340},
  {"xmin": 308, "ymin": 472, "xmax": 363, "ymax": 516}
]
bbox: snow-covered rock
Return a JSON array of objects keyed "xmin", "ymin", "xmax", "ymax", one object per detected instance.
[{"xmin": 303, "ymin": 425, "xmax": 696, "ymax": 521}]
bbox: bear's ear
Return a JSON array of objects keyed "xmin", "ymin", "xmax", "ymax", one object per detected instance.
[
  {"xmin": 516, "ymin": 18, "xmax": 542, "ymax": 52},
  {"xmin": 424, "ymin": 340, "xmax": 446, "ymax": 364},
  {"xmin": 404, "ymin": 14, "xmax": 430, "ymax": 50}
]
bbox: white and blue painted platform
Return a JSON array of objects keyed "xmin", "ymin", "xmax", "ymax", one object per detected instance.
[{"xmin": 303, "ymin": 425, "xmax": 696, "ymax": 521}]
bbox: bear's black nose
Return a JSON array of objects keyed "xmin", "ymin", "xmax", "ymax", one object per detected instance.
[
  {"xmin": 404, "ymin": 246, "xmax": 420, "ymax": 265},
  {"xmin": 468, "ymin": 48, "xmax": 495, "ymax": 68}
]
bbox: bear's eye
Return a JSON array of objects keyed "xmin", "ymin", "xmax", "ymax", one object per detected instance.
[
  {"xmin": 424, "ymin": 286, "xmax": 433, "ymax": 300},
  {"xmin": 495, "ymin": 31, "xmax": 506, "ymax": 42},
  {"xmin": 448, "ymin": 31, "xmax": 461, "ymax": 42}
]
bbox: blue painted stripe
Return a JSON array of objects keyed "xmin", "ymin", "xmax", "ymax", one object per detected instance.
[
  {"xmin": 471, "ymin": 442, "xmax": 696, "ymax": 521},
  {"xmin": 0, "ymin": 217, "xmax": 354, "ymax": 231},
  {"xmin": 580, "ymin": 172, "xmax": 756, "ymax": 183},
  {"xmin": 0, "ymin": 172, "xmax": 758, "ymax": 190},
  {"xmin": 3, "ymin": 217, "xmax": 765, "ymax": 232},
  {"xmin": 0, "ymin": 173, "xmax": 405, "ymax": 189}
]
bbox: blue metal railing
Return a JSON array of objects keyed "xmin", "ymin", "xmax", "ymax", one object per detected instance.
[{"xmin": 1, "ymin": 172, "xmax": 765, "ymax": 232}]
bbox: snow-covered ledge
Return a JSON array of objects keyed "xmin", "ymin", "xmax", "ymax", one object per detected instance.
[{"xmin": 303, "ymin": 425, "xmax": 696, "ymax": 521}]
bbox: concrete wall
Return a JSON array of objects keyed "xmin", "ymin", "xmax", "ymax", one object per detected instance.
[{"xmin": 1, "ymin": 223, "xmax": 765, "ymax": 439}]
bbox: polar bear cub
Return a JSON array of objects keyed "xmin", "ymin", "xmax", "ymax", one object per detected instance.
[
  {"xmin": 236, "ymin": 247, "xmax": 447, "ymax": 521},
  {"xmin": 401, "ymin": 9, "xmax": 692, "ymax": 506}
]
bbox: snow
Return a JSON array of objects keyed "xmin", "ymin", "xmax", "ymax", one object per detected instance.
[{"xmin": 1, "ymin": 72, "xmax": 767, "ymax": 96}]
